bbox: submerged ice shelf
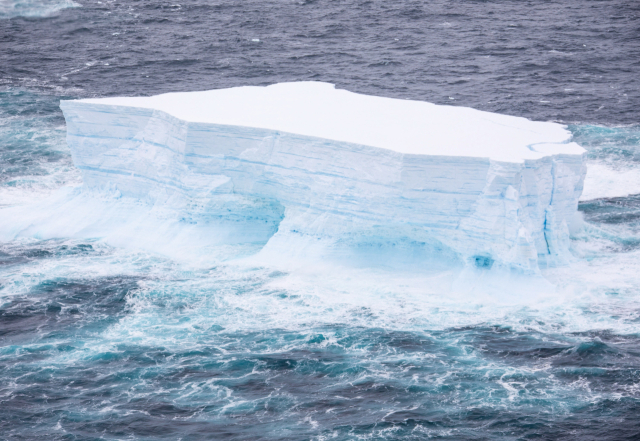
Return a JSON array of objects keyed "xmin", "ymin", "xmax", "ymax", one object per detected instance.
[{"xmin": 56, "ymin": 82, "xmax": 585, "ymax": 271}]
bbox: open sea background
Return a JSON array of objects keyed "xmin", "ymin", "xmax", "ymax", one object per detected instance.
[{"xmin": 1, "ymin": 1, "xmax": 640, "ymax": 439}]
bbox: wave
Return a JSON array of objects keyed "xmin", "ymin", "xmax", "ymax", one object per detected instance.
[
  {"xmin": 0, "ymin": 89, "xmax": 81, "ymax": 206},
  {"xmin": 571, "ymin": 124, "xmax": 640, "ymax": 201},
  {"xmin": 2, "ymin": 235, "xmax": 639, "ymax": 439}
]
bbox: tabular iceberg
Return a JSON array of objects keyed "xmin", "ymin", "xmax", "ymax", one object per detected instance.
[{"xmin": 57, "ymin": 81, "xmax": 585, "ymax": 272}]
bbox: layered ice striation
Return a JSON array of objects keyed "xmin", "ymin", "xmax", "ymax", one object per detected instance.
[{"xmin": 59, "ymin": 82, "xmax": 586, "ymax": 271}]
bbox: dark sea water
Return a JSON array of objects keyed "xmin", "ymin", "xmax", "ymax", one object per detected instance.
[{"xmin": 1, "ymin": 1, "xmax": 640, "ymax": 440}]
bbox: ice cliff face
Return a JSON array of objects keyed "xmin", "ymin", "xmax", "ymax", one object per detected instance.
[{"xmin": 59, "ymin": 82, "xmax": 586, "ymax": 272}]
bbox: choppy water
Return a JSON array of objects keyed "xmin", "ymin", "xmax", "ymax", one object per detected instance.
[{"xmin": 1, "ymin": 1, "xmax": 640, "ymax": 440}]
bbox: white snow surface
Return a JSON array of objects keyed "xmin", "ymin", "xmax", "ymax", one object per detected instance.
[{"xmin": 80, "ymin": 81, "xmax": 583, "ymax": 163}]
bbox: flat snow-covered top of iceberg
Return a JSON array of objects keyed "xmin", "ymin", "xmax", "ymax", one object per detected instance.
[{"xmin": 76, "ymin": 82, "xmax": 584, "ymax": 162}]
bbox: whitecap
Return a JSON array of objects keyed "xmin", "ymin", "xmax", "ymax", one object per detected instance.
[{"xmin": 582, "ymin": 161, "xmax": 640, "ymax": 201}]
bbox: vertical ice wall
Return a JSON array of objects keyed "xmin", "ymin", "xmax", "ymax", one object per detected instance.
[{"xmin": 60, "ymin": 83, "xmax": 586, "ymax": 272}]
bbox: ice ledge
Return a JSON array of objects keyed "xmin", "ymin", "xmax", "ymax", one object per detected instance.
[{"xmin": 75, "ymin": 81, "xmax": 583, "ymax": 163}]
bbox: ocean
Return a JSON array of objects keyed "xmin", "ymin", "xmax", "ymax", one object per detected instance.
[{"xmin": 1, "ymin": 1, "xmax": 640, "ymax": 439}]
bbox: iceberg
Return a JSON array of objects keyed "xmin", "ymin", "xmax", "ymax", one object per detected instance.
[
  {"xmin": 0, "ymin": 0, "xmax": 80, "ymax": 19},
  {"xmin": 17, "ymin": 82, "xmax": 587, "ymax": 272}
]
